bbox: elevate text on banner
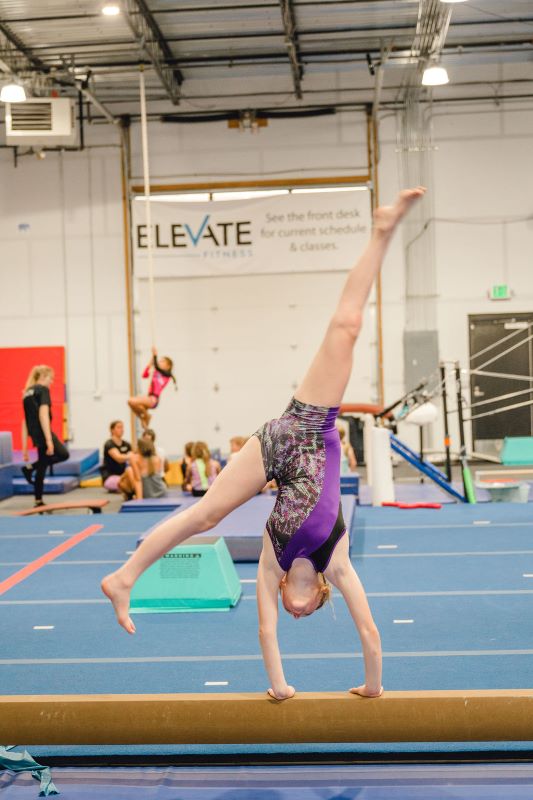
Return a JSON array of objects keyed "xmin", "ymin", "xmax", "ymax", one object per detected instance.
[{"xmin": 132, "ymin": 189, "xmax": 372, "ymax": 278}]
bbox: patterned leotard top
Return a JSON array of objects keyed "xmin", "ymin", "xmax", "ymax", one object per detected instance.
[{"xmin": 254, "ymin": 398, "xmax": 346, "ymax": 573}]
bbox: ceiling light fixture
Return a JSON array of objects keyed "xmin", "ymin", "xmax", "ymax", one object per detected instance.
[
  {"xmin": 422, "ymin": 64, "xmax": 449, "ymax": 86},
  {"xmin": 0, "ymin": 79, "xmax": 27, "ymax": 103},
  {"xmin": 102, "ymin": 4, "xmax": 121, "ymax": 16}
]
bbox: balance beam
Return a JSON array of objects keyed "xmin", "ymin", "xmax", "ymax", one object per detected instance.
[
  {"xmin": 2, "ymin": 691, "xmax": 533, "ymax": 745},
  {"xmin": 16, "ymin": 499, "xmax": 109, "ymax": 516}
]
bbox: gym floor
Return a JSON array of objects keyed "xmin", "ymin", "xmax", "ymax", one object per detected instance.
[
  {"xmin": 2, "ymin": 490, "xmax": 533, "ymax": 797},
  {"xmin": 2, "ymin": 501, "xmax": 533, "ymax": 699}
]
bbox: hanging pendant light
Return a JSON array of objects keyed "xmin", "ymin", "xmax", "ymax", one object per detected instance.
[
  {"xmin": 0, "ymin": 78, "xmax": 26, "ymax": 103},
  {"xmin": 422, "ymin": 64, "xmax": 449, "ymax": 86}
]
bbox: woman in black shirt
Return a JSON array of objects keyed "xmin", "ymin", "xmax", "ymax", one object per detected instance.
[
  {"xmin": 21, "ymin": 365, "xmax": 69, "ymax": 507},
  {"xmin": 101, "ymin": 420, "xmax": 131, "ymax": 492}
]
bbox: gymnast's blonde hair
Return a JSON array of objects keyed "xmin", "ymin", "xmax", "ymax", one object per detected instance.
[
  {"xmin": 316, "ymin": 572, "xmax": 332, "ymax": 610},
  {"xmin": 280, "ymin": 572, "xmax": 332, "ymax": 614},
  {"xmin": 23, "ymin": 365, "xmax": 54, "ymax": 394}
]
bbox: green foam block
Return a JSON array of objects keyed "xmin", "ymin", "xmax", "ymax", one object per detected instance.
[
  {"xmin": 502, "ymin": 437, "xmax": 533, "ymax": 466},
  {"xmin": 130, "ymin": 536, "xmax": 242, "ymax": 613}
]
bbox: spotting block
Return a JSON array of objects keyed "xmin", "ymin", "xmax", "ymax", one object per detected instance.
[{"xmin": 130, "ymin": 536, "xmax": 241, "ymax": 613}]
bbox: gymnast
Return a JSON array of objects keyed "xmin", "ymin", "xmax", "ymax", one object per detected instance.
[
  {"xmin": 103, "ymin": 187, "xmax": 425, "ymax": 700},
  {"xmin": 128, "ymin": 346, "xmax": 176, "ymax": 429}
]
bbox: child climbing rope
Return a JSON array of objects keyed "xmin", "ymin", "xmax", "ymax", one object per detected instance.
[{"xmin": 128, "ymin": 346, "xmax": 176, "ymax": 429}]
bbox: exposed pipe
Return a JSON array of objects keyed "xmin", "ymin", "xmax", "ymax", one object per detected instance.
[
  {"xmin": 366, "ymin": 106, "xmax": 384, "ymax": 407},
  {"xmin": 139, "ymin": 67, "xmax": 157, "ymax": 347},
  {"xmin": 119, "ymin": 116, "xmax": 138, "ymax": 443}
]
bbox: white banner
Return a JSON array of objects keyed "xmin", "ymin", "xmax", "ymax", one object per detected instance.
[{"xmin": 132, "ymin": 189, "xmax": 371, "ymax": 278}]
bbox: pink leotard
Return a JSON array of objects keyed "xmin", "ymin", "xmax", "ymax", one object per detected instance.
[{"xmin": 142, "ymin": 356, "xmax": 173, "ymax": 406}]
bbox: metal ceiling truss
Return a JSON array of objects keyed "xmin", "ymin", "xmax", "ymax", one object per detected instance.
[
  {"xmin": 278, "ymin": 0, "xmax": 303, "ymax": 99},
  {"xmin": 0, "ymin": 17, "xmax": 118, "ymax": 125},
  {"xmin": 0, "ymin": 21, "xmax": 43, "ymax": 75},
  {"xmin": 395, "ymin": 0, "xmax": 453, "ymax": 140},
  {"xmin": 122, "ymin": 0, "xmax": 183, "ymax": 105},
  {"xmin": 410, "ymin": 0, "xmax": 452, "ymax": 86}
]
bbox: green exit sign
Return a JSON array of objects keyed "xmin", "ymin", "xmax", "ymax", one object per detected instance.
[{"xmin": 490, "ymin": 284, "xmax": 512, "ymax": 301}]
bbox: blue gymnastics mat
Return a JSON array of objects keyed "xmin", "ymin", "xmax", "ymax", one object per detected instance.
[
  {"xmin": 54, "ymin": 449, "xmax": 99, "ymax": 476},
  {"xmin": 12, "ymin": 475, "xmax": 79, "ymax": 495},
  {"xmin": 5, "ymin": 762, "xmax": 533, "ymax": 800},
  {"xmin": 136, "ymin": 494, "xmax": 356, "ymax": 561},
  {"xmin": 0, "ymin": 463, "xmax": 15, "ymax": 501},
  {"xmin": 122, "ymin": 496, "xmax": 198, "ymax": 513},
  {"xmin": 12, "ymin": 448, "xmax": 99, "ymax": 476},
  {"xmin": 340, "ymin": 473, "xmax": 359, "ymax": 496}
]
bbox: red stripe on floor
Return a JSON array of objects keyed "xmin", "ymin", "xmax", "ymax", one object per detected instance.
[{"xmin": 0, "ymin": 524, "xmax": 103, "ymax": 596}]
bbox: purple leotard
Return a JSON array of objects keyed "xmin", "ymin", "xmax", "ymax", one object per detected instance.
[{"xmin": 254, "ymin": 398, "xmax": 346, "ymax": 573}]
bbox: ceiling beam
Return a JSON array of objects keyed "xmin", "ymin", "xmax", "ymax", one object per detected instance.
[
  {"xmin": 122, "ymin": 0, "xmax": 183, "ymax": 105},
  {"xmin": 0, "ymin": 21, "xmax": 47, "ymax": 75},
  {"xmin": 0, "ymin": 18, "xmax": 118, "ymax": 124},
  {"xmin": 278, "ymin": 0, "xmax": 303, "ymax": 99}
]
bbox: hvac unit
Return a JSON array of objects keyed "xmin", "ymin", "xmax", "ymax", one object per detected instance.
[{"xmin": 5, "ymin": 98, "xmax": 77, "ymax": 146}]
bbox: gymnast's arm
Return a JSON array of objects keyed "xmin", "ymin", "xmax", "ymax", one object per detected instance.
[
  {"xmin": 325, "ymin": 536, "xmax": 383, "ymax": 697},
  {"xmin": 256, "ymin": 540, "xmax": 294, "ymax": 700},
  {"xmin": 38, "ymin": 403, "xmax": 53, "ymax": 456},
  {"xmin": 107, "ymin": 446, "xmax": 130, "ymax": 465},
  {"xmin": 140, "ymin": 346, "xmax": 157, "ymax": 379}
]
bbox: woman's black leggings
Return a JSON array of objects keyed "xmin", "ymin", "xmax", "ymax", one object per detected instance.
[{"xmin": 33, "ymin": 433, "xmax": 70, "ymax": 501}]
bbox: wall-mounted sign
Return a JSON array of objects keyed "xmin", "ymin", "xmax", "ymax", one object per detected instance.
[
  {"xmin": 132, "ymin": 189, "xmax": 372, "ymax": 278},
  {"xmin": 489, "ymin": 284, "xmax": 512, "ymax": 301}
]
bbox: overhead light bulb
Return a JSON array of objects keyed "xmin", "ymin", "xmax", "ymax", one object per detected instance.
[
  {"xmin": 422, "ymin": 65, "xmax": 449, "ymax": 86},
  {"xmin": 0, "ymin": 80, "xmax": 26, "ymax": 103},
  {"xmin": 102, "ymin": 4, "xmax": 120, "ymax": 15}
]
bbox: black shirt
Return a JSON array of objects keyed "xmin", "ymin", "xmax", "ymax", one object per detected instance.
[
  {"xmin": 23, "ymin": 384, "xmax": 52, "ymax": 447},
  {"xmin": 102, "ymin": 438, "xmax": 131, "ymax": 480}
]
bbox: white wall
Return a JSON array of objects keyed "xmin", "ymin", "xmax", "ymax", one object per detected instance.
[
  {"xmin": 1, "ymin": 101, "xmax": 532, "ymax": 458},
  {"xmin": 0, "ymin": 123, "xmax": 129, "ymax": 449},
  {"xmin": 130, "ymin": 111, "xmax": 377, "ymax": 453}
]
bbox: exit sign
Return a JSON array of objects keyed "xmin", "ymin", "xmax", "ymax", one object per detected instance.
[{"xmin": 490, "ymin": 284, "xmax": 512, "ymax": 301}]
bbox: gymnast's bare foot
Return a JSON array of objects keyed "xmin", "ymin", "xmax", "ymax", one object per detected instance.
[
  {"xmin": 101, "ymin": 571, "xmax": 136, "ymax": 634},
  {"xmin": 373, "ymin": 186, "xmax": 425, "ymax": 236},
  {"xmin": 349, "ymin": 684, "xmax": 383, "ymax": 698}
]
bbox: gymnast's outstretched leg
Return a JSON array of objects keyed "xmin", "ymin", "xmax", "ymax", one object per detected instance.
[
  {"xmin": 295, "ymin": 187, "xmax": 425, "ymax": 408},
  {"xmin": 102, "ymin": 188, "xmax": 425, "ymax": 637},
  {"xmin": 102, "ymin": 435, "xmax": 267, "ymax": 633}
]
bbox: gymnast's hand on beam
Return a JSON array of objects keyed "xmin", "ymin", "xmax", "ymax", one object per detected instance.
[
  {"xmin": 267, "ymin": 685, "xmax": 296, "ymax": 701},
  {"xmin": 350, "ymin": 685, "xmax": 384, "ymax": 698}
]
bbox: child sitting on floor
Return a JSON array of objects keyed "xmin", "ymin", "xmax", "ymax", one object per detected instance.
[{"xmin": 185, "ymin": 441, "xmax": 221, "ymax": 497}]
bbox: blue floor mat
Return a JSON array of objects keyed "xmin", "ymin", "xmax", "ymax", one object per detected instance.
[
  {"xmin": 4, "ymin": 763, "xmax": 533, "ymax": 800},
  {"xmin": 2, "ymin": 503, "xmax": 533, "ymax": 761},
  {"xmin": 12, "ymin": 449, "xmax": 99, "ymax": 476},
  {"xmin": 12, "ymin": 476, "xmax": 79, "ymax": 495}
]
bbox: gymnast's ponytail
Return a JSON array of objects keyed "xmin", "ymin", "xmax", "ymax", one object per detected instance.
[{"xmin": 22, "ymin": 365, "xmax": 54, "ymax": 394}]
